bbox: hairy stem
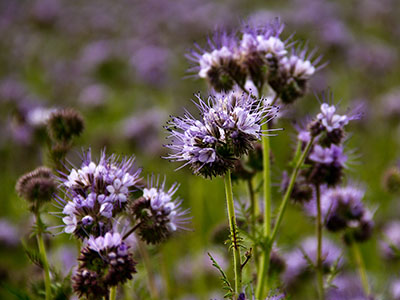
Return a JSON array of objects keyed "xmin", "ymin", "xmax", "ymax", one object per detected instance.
[
  {"xmin": 351, "ymin": 241, "xmax": 370, "ymax": 296},
  {"xmin": 35, "ymin": 212, "xmax": 52, "ymax": 300},
  {"xmin": 224, "ymin": 170, "xmax": 242, "ymax": 295},
  {"xmin": 315, "ymin": 184, "xmax": 325, "ymax": 300},
  {"xmin": 256, "ymin": 137, "xmax": 315, "ymax": 299}
]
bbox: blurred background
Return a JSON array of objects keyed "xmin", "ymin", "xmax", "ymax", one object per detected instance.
[{"xmin": 1, "ymin": 0, "xmax": 400, "ymax": 299}]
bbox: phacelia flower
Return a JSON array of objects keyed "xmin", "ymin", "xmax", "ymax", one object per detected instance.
[
  {"xmin": 306, "ymin": 144, "xmax": 347, "ymax": 186},
  {"xmin": 268, "ymin": 47, "xmax": 322, "ymax": 104},
  {"xmin": 313, "ymin": 102, "xmax": 360, "ymax": 145},
  {"xmin": 380, "ymin": 221, "xmax": 400, "ymax": 259},
  {"xmin": 283, "ymin": 237, "xmax": 343, "ymax": 286},
  {"xmin": 240, "ymin": 19, "xmax": 287, "ymax": 90},
  {"xmin": 56, "ymin": 149, "xmax": 141, "ymax": 239},
  {"xmin": 47, "ymin": 108, "xmax": 85, "ymax": 142},
  {"xmin": 16, "ymin": 166, "xmax": 56, "ymax": 211},
  {"xmin": 306, "ymin": 185, "xmax": 374, "ymax": 243},
  {"xmin": 187, "ymin": 32, "xmax": 246, "ymax": 92},
  {"xmin": 165, "ymin": 91, "xmax": 276, "ymax": 178},
  {"xmin": 327, "ymin": 274, "xmax": 371, "ymax": 300},
  {"xmin": 131, "ymin": 176, "xmax": 190, "ymax": 244},
  {"xmin": 72, "ymin": 232, "xmax": 137, "ymax": 299}
]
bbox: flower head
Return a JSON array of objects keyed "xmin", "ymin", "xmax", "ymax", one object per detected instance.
[
  {"xmin": 187, "ymin": 31, "xmax": 246, "ymax": 92},
  {"xmin": 306, "ymin": 144, "xmax": 347, "ymax": 186},
  {"xmin": 56, "ymin": 149, "xmax": 141, "ymax": 239},
  {"xmin": 268, "ymin": 46, "xmax": 322, "ymax": 104},
  {"xmin": 165, "ymin": 91, "xmax": 276, "ymax": 178},
  {"xmin": 131, "ymin": 176, "xmax": 190, "ymax": 244},
  {"xmin": 72, "ymin": 232, "xmax": 137, "ymax": 299},
  {"xmin": 16, "ymin": 166, "xmax": 56, "ymax": 211}
]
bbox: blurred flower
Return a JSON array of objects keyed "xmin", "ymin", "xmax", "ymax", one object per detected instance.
[
  {"xmin": 122, "ymin": 108, "xmax": 166, "ymax": 155},
  {"xmin": 16, "ymin": 166, "xmax": 56, "ymax": 211},
  {"xmin": 380, "ymin": 221, "xmax": 400, "ymax": 259},
  {"xmin": 327, "ymin": 274, "xmax": 370, "ymax": 300},
  {"xmin": 0, "ymin": 219, "xmax": 19, "ymax": 247},
  {"xmin": 131, "ymin": 176, "xmax": 190, "ymax": 244},
  {"xmin": 78, "ymin": 84, "xmax": 108, "ymax": 108},
  {"xmin": 165, "ymin": 91, "xmax": 276, "ymax": 178},
  {"xmin": 306, "ymin": 144, "xmax": 347, "ymax": 186},
  {"xmin": 283, "ymin": 236, "xmax": 343, "ymax": 286},
  {"xmin": 391, "ymin": 279, "xmax": 400, "ymax": 300}
]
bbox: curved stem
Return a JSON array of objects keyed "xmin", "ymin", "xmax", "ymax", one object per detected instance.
[
  {"xmin": 224, "ymin": 171, "xmax": 242, "ymax": 295},
  {"xmin": 255, "ymin": 137, "xmax": 315, "ymax": 299},
  {"xmin": 315, "ymin": 184, "xmax": 325, "ymax": 300},
  {"xmin": 351, "ymin": 241, "xmax": 370, "ymax": 296},
  {"xmin": 110, "ymin": 286, "xmax": 117, "ymax": 300},
  {"xmin": 35, "ymin": 212, "xmax": 51, "ymax": 300}
]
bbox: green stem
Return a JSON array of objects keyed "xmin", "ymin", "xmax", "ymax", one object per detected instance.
[
  {"xmin": 224, "ymin": 171, "xmax": 242, "ymax": 295},
  {"xmin": 110, "ymin": 286, "xmax": 117, "ymax": 300},
  {"xmin": 138, "ymin": 240, "xmax": 159, "ymax": 300},
  {"xmin": 256, "ymin": 136, "xmax": 315, "ymax": 299},
  {"xmin": 351, "ymin": 241, "xmax": 370, "ymax": 296},
  {"xmin": 35, "ymin": 212, "xmax": 51, "ymax": 300},
  {"xmin": 315, "ymin": 184, "xmax": 325, "ymax": 300},
  {"xmin": 247, "ymin": 178, "xmax": 259, "ymax": 265}
]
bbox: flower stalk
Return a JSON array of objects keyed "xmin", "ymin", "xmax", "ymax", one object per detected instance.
[
  {"xmin": 224, "ymin": 170, "xmax": 242, "ymax": 294},
  {"xmin": 315, "ymin": 184, "xmax": 325, "ymax": 300},
  {"xmin": 35, "ymin": 211, "xmax": 52, "ymax": 300},
  {"xmin": 351, "ymin": 241, "xmax": 370, "ymax": 296},
  {"xmin": 256, "ymin": 136, "xmax": 315, "ymax": 299}
]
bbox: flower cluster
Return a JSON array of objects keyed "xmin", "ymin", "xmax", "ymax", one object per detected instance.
[
  {"xmin": 72, "ymin": 232, "xmax": 137, "ymax": 299},
  {"xmin": 56, "ymin": 149, "xmax": 141, "ymax": 239},
  {"xmin": 306, "ymin": 185, "xmax": 374, "ymax": 243},
  {"xmin": 165, "ymin": 91, "xmax": 276, "ymax": 178},
  {"xmin": 130, "ymin": 177, "xmax": 190, "ymax": 244},
  {"xmin": 189, "ymin": 19, "xmax": 320, "ymax": 103}
]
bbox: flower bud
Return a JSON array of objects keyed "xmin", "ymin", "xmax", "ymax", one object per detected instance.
[
  {"xmin": 383, "ymin": 167, "xmax": 400, "ymax": 194},
  {"xmin": 16, "ymin": 167, "xmax": 56, "ymax": 210},
  {"xmin": 47, "ymin": 108, "xmax": 84, "ymax": 142}
]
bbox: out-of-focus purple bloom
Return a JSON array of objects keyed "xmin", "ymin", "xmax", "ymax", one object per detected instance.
[
  {"xmin": 391, "ymin": 279, "xmax": 400, "ymax": 300},
  {"xmin": 122, "ymin": 109, "xmax": 166, "ymax": 155},
  {"xmin": 78, "ymin": 84, "xmax": 108, "ymax": 108},
  {"xmin": 0, "ymin": 219, "xmax": 19, "ymax": 247},
  {"xmin": 130, "ymin": 45, "xmax": 170, "ymax": 86},
  {"xmin": 380, "ymin": 221, "xmax": 400, "ymax": 259},
  {"xmin": 282, "ymin": 236, "xmax": 343, "ymax": 286},
  {"xmin": 164, "ymin": 91, "xmax": 276, "ymax": 177},
  {"xmin": 381, "ymin": 88, "xmax": 400, "ymax": 121},
  {"xmin": 56, "ymin": 149, "xmax": 141, "ymax": 239},
  {"xmin": 309, "ymin": 144, "xmax": 347, "ymax": 166},
  {"xmin": 327, "ymin": 274, "xmax": 369, "ymax": 300}
]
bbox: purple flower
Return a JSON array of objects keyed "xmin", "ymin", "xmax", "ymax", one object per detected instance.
[
  {"xmin": 240, "ymin": 19, "xmax": 286, "ymax": 59},
  {"xmin": 164, "ymin": 91, "xmax": 276, "ymax": 177},
  {"xmin": 56, "ymin": 149, "xmax": 141, "ymax": 239},
  {"xmin": 131, "ymin": 176, "xmax": 190, "ymax": 244},
  {"xmin": 309, "ymin": 144, "xmax": 347, "ymax": 166},
  {"xmin": 327, "ymin": 274, "xmax": 369, "ymax": 300},
  {"xmin": 391, "ymin": 279, "xmax": 400, "ymax": 300},
  {"xmin": 380, "ymin": 221, "xmax": 400, "ymax": 259},
  {"xmin": 282, "ymin": 236, "xmax": 343, "ymax": 286},
  {"xmin": 187, "ymin": 31, "xmax": 246, "ymax": 91}
]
